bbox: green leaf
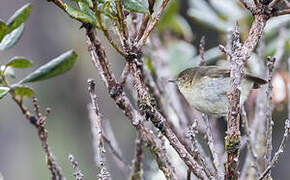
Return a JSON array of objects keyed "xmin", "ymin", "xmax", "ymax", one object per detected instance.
[
  {"xmin": 0, "ymin": 19, "xmax": 8, "ymax": 43},
  {"xmin": 0, "ymin": 87, "xmax": 9, "ymax": 100},
  {"xmin": 6, "ymin": 57, "xmax": 33, "ymax": 68},
  {"xmin": 65, "ymin": 4, "xmax": 98, "ymax": 26},
  {"xmin": 21, "ymin": 50, "xmax": 78, "ymax": 83},
  {"xmin": 14, "ymin": 86, "xmax": 34, "ymax": 98},
  {"xmin": 6, "ymin": 3, "xmax": 31, "ymax": 34},
  {"xmin": 124, "ymin": 0, "xmax": 149, "ymax": 13},
  {"xmin": 0, "ymin": 24, "xmax": 24, "ymax": 50},
  {"xmin": 78, "ymin": 2, "xmax": 97, "ymax": 20}
]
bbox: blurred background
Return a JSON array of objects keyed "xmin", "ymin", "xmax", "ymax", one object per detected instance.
[{"xmin": 0, "ymin": 0, "xmax": 289, "ymax": 179}]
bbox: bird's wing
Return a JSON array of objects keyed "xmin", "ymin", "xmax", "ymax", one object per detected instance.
[{"xmin": 204, "ymin": 66, "xmax": 267, "ymax": 88}]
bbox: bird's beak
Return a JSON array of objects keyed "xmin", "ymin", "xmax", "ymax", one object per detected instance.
[{"xmin": 168, "ymin": 79, "xmax": 176, "ymax": 83}]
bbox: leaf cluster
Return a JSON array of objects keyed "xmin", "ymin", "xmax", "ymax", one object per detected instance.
[{"xmin": 0, "ymin": 3, "xmax": 78, "ymax": 101}]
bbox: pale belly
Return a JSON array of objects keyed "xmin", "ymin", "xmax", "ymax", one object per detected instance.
[{"xmin": 180, "ymin": 77, "xmax": 253, "ymax": 116}]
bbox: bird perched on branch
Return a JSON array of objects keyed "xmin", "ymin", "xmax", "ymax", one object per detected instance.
[{"xmin": 169, "ymin": 66, "xmax": 267, "ymax": 116}]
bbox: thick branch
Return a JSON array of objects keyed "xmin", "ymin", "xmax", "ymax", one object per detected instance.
[{"xmin": 225, "ymin": 24, "xmax": 243, "ymax": 180}]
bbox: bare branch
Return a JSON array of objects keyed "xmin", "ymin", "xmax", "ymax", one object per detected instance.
[
  {"xmin": 120, "ymin": 63, "xmax": 130, "ymax": 87},
  {"xmin": 241, "ymin": 107, "xmax": 260, "ymax": 178},
  {"xmin": 32, "ymin": 98, "xmax": 65, "ymax": 180},
  {"xmin": 186, "ymin": 119, "xmax": 215, "ymax": 178},
  {"xmin": 88, "ymin": 79, "xmax": 111, "ymax": 179},
  {"xmin": 1, "ymin": 66, "xmax": 65, "ymax": 180},
  {"xmin": 95, "ymin": 10, "xmax": 126, "ymax": 57},
  {"xmin": 219, "ymin": 44, "xmax": 232, "ymax": 59},
  {"xmin": 102, "ymin": 135, "xmax": 131, "ymax": 173},
  {"xmin": 259, "ymin": 119, "xmax": 290, "ymax": 180},
  {"xmin": 136, "ymin": 0, "xmax": 170, "ymax": 48},
  {"xmin": 68, "ymin": 154, "xmax": 84, "ymax": 180},
  {"xmin": 135, "ymin": 14, "xmax": 151, "ymax": 42},
  {"xmin": 202, "ymin": 114, "xmax": 221, "ymax": 179},
  {"xmin": 116, "ymin": 0, "xmax": 129, "ymax": 41},
  {"xmin": 130, "ymin": 132, "xmax": 144, "ymax": 180},
  {"xmin": 264, "ymin": 57, "xmax": 276, "ymax": 178}
]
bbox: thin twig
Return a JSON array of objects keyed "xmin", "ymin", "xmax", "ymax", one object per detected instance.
[
  {"xmin": 1, "ymin": 73, "xmax": 65, "ymax": 180},
  {"xmin": 102, "ymin": 135, "xmax": 131, "ymax": 173},
  {"xmin": 219, "ymin": 44, "xmax": 232, "ymax": 59},
  {"xmin": 120, "ymin": 63, "xmax": 130, "ymax": 87},
  {"xmin": 68, "ymin": 154, "xmax": 84, "ymax": 180},
  {"xmin": 264, "ymin": 57, "xmax": 276, "ymax": 178},
  {"xmin": 135, "ymin": 14, "xmax": 150, "ymax": 42},
  {"xmin": 202, "ymin": 114, "xmax": 221, "ymax": 179},
  {"xmin": 259, "ymin": 119, "xmax": 290, "ymax": 180},
  {"xmin": 88, "ymin": 79, "xmax": 111, "ymax": 179},
  {"xmin": 186, "ymin": 119, "xmax": 215, "ymax": 179},
  {"xmin": 1, "ymin": 65, "xmax": 65, "ymax": 180},
  {"xmin": 130, "ymin": 131, "xmax": 144, "ymax": 180},
  {"xmin": 241, "ymin": 107, "xmax": 260, "ymax": 178},
  {"xmin": 95, "ymin": 10, "xmax": 126, "ymax": 57},
  {"xmin": 115, "ymin": 0, "xmax": 129, "ymax": 49},
  {"xmin": 136, "ymin": 0, "xmax": 170, "ymax": 49}
]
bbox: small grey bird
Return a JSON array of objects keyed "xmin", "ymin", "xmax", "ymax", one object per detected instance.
[{"xmin": 170, "ymin": 66, "xmax": 267, "ymax": 116}]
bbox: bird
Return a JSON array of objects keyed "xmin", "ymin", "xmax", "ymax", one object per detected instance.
[{"xmin": 169, "ymin": 66, "xmax": 267, "ymax": 116}]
